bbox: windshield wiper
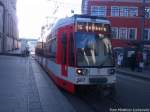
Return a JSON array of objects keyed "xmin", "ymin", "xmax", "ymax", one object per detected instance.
[
  {"xmin": 97, "ymin": 57, "xmax": 113, "ymax": 68},
  {"xmin": 97, "ymin": 59, "xmax": 107, "ymax": 68}
]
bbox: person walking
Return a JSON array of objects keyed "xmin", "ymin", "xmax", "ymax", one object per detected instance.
[
  {"xmin": 143, "ymin": 52, "xmax": 147, "ymax": 66},
  {"xmin": 136, "ymin": 51, "xmax": 143, "ymax": 72},
  {"xmin": 117, "ymin": 53, "xmax": 123, "ymax": 67}
]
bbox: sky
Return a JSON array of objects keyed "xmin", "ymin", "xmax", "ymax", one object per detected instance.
[{"xmin": 17, "ymin": 0, "xmax": 82, "ymax": 39}]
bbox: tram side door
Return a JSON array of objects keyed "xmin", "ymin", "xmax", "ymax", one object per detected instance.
[{"xmin": 61, "ymin": 32, "xmax": 68, "ymax": 77}]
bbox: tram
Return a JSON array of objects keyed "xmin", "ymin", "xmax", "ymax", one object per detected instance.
[{"xmin": 35, "ymin": 14, "xmax": 116, "ymax": 93}]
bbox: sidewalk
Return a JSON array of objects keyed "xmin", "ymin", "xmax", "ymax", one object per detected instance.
[
  {"xmin": 0, "ymin": 55, "xmax": 75, "ymax": 112},
  {"xmin": 116, "ymin": 67, "xmax": 150, "ymax": 81},
  {"xmin": 0, "ymin": 49, "xmax": 23, "ymax": 56}
]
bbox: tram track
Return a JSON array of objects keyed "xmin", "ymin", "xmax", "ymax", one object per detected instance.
[
  {"xmin": 81, "ymin": 95, "xmax": 122, "ymax": 112},
  {"xmin": 70, "ymin": 87, "xmax": 124, "ymax": 112},
  {"xmin": 106, "ymin": 94, "xmax": 123, "ymax": 108},
  {"xmin": 77, "ymin": 95, "xmax": 103, "ymax": 112}
]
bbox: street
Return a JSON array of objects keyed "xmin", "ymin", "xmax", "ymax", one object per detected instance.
[
  {"xmin": 0, "ymin": 55, "xmax": 150, "ymax": 112},
  {"xmin": 62, "ymin": 73, "xmax": 150, "ymax": 112}
]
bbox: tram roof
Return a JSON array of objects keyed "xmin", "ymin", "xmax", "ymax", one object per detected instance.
[{"xmin": 51, "ymin": 14, "xmax": 110, "ymax": 32}]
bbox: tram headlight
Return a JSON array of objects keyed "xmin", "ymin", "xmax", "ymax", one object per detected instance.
[
  {"xmin": 76, "ymin": 69, "xmax": 82, "ymax": 74},
  {"xmin": 108, "ymin": 69, "xmax": 115, "ymax": 75},
  {"xmin": 76, "ymin": 68, "xmax": 88, "ymax": 75}
]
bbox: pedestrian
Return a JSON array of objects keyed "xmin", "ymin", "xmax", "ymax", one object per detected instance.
[
  {"xmin": 117, "ymin": 53, "xmax": 123, "ymax": 67},
  {"xmin": 143, "ymin": 52, "xmax": 147, "ymax": 66},
  {"xmin": 136, "ymin": 51, "xmax": 143, "ymax": 72}
]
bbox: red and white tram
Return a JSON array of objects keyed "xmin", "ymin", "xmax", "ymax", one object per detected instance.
[{"xmin": 35, "ymin": 15, "xmax": 116, "ymax": 93}]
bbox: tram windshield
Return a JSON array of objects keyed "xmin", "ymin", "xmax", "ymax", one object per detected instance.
[{"xmin": 75, "ymin": 32, "xmax": 114, "ymax": 67}]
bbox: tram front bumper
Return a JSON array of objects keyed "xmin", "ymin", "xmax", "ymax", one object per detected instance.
[{"xmin": 75, "ymin": 74, "xmax": 116, "ymax": 85}]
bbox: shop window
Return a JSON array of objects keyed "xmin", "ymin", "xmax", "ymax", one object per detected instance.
[
  {"xmin": 128, "ymin": 28, "xmax": 136, "ymax": 40},
  {"xmin": 119, "ymin": 28, "xmax": 127, "ymax": 39},
  {"xmin": 144, "ymin": 29, "xmax": 150, "ymax": 40},
  {"xmin": 111, "ymin": 27, "xmax": 118, "ymax": 39}
]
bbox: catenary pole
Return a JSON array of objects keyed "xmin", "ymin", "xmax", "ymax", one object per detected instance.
[{"xmin": 140, "ymin": 0, "xmax": 146, "ymax": 51}]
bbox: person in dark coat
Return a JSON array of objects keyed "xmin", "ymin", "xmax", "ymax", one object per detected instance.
[{"xmin": 136, "ymin": 51, "xmax": 143, "ymax": 72}]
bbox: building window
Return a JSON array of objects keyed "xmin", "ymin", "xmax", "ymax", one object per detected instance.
[
  {"xmin": 111, "ymin": 6, "xmax": 138, "ymax": 17},
  {"xmin": 91, "ymin": 6, "xmax": 106, "ymax": 16},
  {"xmin": 119, "ymin": 28, "xmax": 127, "ymax": 39},
  {"xmin": 111, "ymin": 27, "xmax": 118, "ymax": 39},
  {"xmin": 82, "ymin": 0, "xmax": 88, "ymax": 14},
  {"xmin": 120, "ymin": 7, "xmax": 128, "ymax": 17},
  {"xmin": 91, "ymin": 6, "xmax": 99, "ymax": 16},
  {"xmin": 129, "ymin": 7, "xmax": 138, "ymax": 17},
  {"xmin": 0, "ymin": 5, "xmax": 4, "ymax": 33},
  {"xmin": 145, "ymin": 7, "xmax": 150, "ymax": 18},
  {"xmin": 144, "ymin": 29, "xmax": 150, "ymax": 40},
  {"xmin": 128, "ymin": 28, "xmax": 136, "ymax": 40},
  {"xmin": 111, "ymin": 6, "xmax": 119, "ymax": 16}
]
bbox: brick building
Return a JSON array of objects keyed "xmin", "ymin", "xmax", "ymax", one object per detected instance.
[
  {"xmin": 82, "ymin": 0, "xmax": 150, "ymax": 65},
  {"xmin": 0, "ymin": 0, "xmax": 19, "ymax": 53}
]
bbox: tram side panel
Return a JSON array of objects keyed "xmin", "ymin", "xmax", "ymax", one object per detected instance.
[{"xmin": 45, "ymin": 25, "xmax": 76, "ymax": 93}]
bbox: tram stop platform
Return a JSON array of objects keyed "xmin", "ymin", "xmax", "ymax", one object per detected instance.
[
  {"xmin": 0, "ymin": 55, "xmax": 75, "ymax": 112},
  {"xmin": 116, "ymin": 67, "xmax": 150, "ymax": 81}
]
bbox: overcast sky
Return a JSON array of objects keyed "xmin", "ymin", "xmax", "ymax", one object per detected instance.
[{"xmin": 17, "ymin": 0, "xmax": 82, "ymax": 39}]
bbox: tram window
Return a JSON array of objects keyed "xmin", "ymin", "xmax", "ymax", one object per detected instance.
[
  {"xmin": 61, "ymin": 32, "xmax": 66, "ymax": 64},
  {"xmin": 62, "ymin": 33, "xmax": 67, "ymax": 45},
  {"xmin": 69, "ymin": 32, "xmax": 74, "ymax": 66},
  {"xmin": 49, "ymin": 38, "xmax": 56, "ymax": 60}
]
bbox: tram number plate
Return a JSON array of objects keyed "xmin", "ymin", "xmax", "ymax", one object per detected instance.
[{"xmin": 89, "ymin": 78, "xmax": 107, "ymax": 84}]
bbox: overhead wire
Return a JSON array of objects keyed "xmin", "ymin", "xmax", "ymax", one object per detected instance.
[{"xmin": 45, "ymin": 0, "xmax": 81, "ymax": 30}]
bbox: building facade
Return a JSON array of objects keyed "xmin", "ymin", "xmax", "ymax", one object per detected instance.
[
  {"xmin": 0, "ymin": 0, "xmax": 19, "ymax": 53},
  {"xmin": 82, "ymin": 0, "xmax": 150, "ymax": 65}
]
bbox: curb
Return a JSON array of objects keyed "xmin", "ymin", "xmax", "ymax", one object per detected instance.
[{"xmin": 116, "ymin": 69, "xmax": 150, "ymax": 81}]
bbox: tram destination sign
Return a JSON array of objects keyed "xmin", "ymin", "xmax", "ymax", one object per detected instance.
[{"xmin": 76, "ymin": 22, "xmax": 110, "ymax": 33}]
